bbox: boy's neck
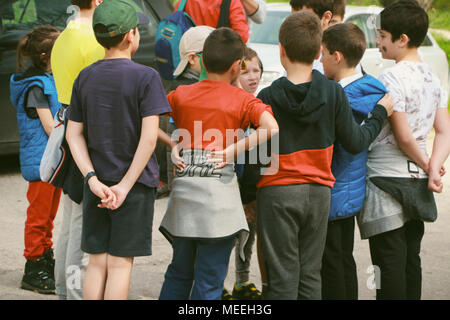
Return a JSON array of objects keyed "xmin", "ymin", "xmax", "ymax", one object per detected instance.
[
  {"xmin": 76, "ymin": 8, "xmax": 96, "ymax": 25},
  {"xmin": 104, "ymin": 47, "xmax": 132, "ymax": 60},
  {"xmin": 206, "ymin": 72, "xmax": 235, "ymax": 84},
  {"xmin": 394, "ymin": 47, "xmax": 421, "ymax": 63},
  {"xmin": 284, "ymin": 61, "xmax": 313, "ymax": 85},
  {"xmin": 334, "ymin": 67, "xmax": 357, "ymax": 82}
]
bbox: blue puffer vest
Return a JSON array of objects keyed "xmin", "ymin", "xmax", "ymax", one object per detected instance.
[
  {"xmin": 329, "ymin": 74, "xmax": 387, "ymax": 221},
  {"xmin": 10, "ymin": 71, "xmax": 61, "ymax": 182}
]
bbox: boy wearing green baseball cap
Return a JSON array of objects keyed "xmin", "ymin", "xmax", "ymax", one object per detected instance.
[{"xmin": 66, "ymin": 0, "xmax": 172, "ymax": 300}]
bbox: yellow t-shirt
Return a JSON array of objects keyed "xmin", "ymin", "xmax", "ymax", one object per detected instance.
[{"xmin": 51, "ymin": 19, "xmax": 105, "ymax": 105}]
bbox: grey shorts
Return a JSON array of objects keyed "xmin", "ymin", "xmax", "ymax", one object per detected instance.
[{"xmin": 81, "ymin": 181, "xmax": 156, "ymax": 257}]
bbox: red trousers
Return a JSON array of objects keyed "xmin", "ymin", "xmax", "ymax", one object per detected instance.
[{"xmin": 24, "ymin": 181, "xmax": 62, "ymax": 260}]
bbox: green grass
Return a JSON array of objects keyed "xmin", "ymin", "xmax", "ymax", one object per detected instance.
[{"xmin": 432, "ymin": 32, "xmax": 450, "ymax": 60}]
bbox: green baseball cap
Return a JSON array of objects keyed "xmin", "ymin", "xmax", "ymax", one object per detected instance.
[{"xmin": 93, "ymin": 0, "xmax": 150, "ymax": 38}]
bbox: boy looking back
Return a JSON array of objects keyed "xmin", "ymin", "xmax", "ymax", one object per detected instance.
[
  {"xmin": 358, "ymin": 0, "xmax": 450, "ymax": 300},
  {"xmin": 66, "ymin": 0, "xmax": 171, "ymax": 299},
  {"xmin": 250, "ymin": 11, "xmax": 393, "ymax": 300},
  {"xmin": 320, "ymin": 22, "xmax": 387, "ymax": 300}
]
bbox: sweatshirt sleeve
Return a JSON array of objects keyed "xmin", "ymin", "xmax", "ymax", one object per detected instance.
[{"xmin": 335, "ymin": 86, "xmax": 387, "ymax": 154}]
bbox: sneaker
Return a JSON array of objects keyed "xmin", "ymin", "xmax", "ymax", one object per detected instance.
[
  {"xmin": 232, "ymin": 282, "xmax": 262, "ymax": 300},
  {"xmin": 221, "ymin": 288, "xmax": 233, "ymax": 300},
  {"xmin": 156, "ymin": 181, "xmax": 170, "ymax": 199},
  {"xmin": 21, "ymin": 257, "xmax": 55, "ymax": 294},
  {"xmin": 42, "ymin": 248, "xmax": 55, "ymax": 279}
]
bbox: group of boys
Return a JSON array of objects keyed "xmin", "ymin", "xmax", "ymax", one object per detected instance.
[{"xmin": 36, "ymin": 0, "xmax": 449, "ymax": 300}]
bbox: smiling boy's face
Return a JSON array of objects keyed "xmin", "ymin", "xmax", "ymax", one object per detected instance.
[{"xmin": 376, "ymin": 29, "xmax": 398, "ymax": 60}]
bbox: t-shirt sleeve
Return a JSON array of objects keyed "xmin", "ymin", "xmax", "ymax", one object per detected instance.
[
  {"xmin": 66, "ymin": 76, "xmax": 83, "ymax": 123},
  {"xmin": 139, "ymin": 70, "xmax": 172, "ymax": 118},
  {"xmin": 378, "ymin": 69, "xmax": 405, "ymax": 112},
  {"xmin": 439, "ymin": 85, "xmax": 448, "ymax": 109},
  {"xmin": 166, "ymin": 90, "xmax": 176, "ymax": 119},
  {"xmin": 240, "ymin": 94, "xmax": 273, "ymax": 129},
  {"xmin": 26, "ymin": 86, "xmax": 49, "ymax": 109}
]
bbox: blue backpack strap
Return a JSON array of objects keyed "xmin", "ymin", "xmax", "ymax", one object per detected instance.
[{"xmin": 177, "ymin": 0, "xmax": 188, "ymax": 12}]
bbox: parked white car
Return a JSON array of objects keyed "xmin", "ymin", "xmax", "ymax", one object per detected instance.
[{"xmin": 248, "ymin": 3, "xmax": 449, "ymax": 93}]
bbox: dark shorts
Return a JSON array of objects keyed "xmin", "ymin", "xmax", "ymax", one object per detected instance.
[{"xmin": 81, "ymin": 181, "xmax": 156, "ymax": 257}]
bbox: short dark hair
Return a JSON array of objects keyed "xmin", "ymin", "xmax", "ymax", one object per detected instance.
[
  {"xmin": 279, "ymin": 11, "xmax": 322, "ymax": 64},
  {"xmin": 203, "ymin": 27, "xmax": 245, "ymax": 74},
  {"xmin": 323, "ymin": 23, "xmax": 366, "ymax": 67},
  {"xmin": 289, "ymin": 0, "xmax": 333, "ymax": 18},
  {"xmin": 332, "ymin": 0, "xmax": 346, "ymax": 17},
  {"xmin": 71, "ymin": 0, "xmax": 92, "ymax": 10},
  {"xmin": 380, "ymin": 0, "xmax": 428, "ymax": 48}
]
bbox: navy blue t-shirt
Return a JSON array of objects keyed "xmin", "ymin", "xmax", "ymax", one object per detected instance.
[{"xmin": 67, "ymin": 58, "xmax": 171, "ymax": 188}]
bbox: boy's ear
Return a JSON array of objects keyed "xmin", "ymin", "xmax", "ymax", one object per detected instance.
[
  {"xmin": 187, "ymin": 53, "xmax": 197, "ymax": 66},
  {"xmin": 279, "ymin": 43, "xmax": 286, "ymax": 59},
  {"xmin": 315, "ymin": 45, "xmax": 322, "ymax": 61},
  {"xmin": 334, "ymin": 51, "xmax": 343, "ymax": 64},
  {"xmin": 321, "ymin": 10, "xmax": 333, "ymax": 29},
  {"xmin": 231, "ymin": 59, "xmax": 241, "ymax": 74},
  {"xmin": 398, "ymin": 33, "xmax": 410, "ymax": 48},
  {"xmin": 93, "ymin": 0, "xmax": 103, "ymax": 7}
]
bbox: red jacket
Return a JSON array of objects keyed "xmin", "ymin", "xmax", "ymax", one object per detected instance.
[{"xmin": 175, "ymin": 0, "xmax": 249, "ymax": 43}]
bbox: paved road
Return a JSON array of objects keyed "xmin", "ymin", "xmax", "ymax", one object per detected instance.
[{"xmin": 1, "ymin": 135, "xmax": 449, "ymax": 300}]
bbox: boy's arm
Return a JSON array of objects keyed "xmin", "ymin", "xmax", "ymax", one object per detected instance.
[
  {"xmin": 209, "ymin": 110, "xmax": 279, "ymax": 167},
  {"xmin": 36, "ymin": 108, "xmax": 54, "ymax": 136},
  {"xmin": 389, "ymin": 112, "xmax": 429, "ymax": 171},
  {"xmin": 66, "ymin": 120, "xmax": 116, "ymax": 204},
  {"xmin": 428, "ymin": 108, "xmax": 450, "ymax": 193},
  {"xmin": 335, "ymin": 92, "xmax": 393, "ymax": 154},
  {"xmin": 106, "ymin": 115, "xmax": 160, "ymax": 210},
  {"xmin": 158, "ymin": 128, "xmax": 185, "ymax": 170}
]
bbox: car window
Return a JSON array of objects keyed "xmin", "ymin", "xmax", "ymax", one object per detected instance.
[
  {"xmin": 249, "ymin": 10, "xmax": 289, "ymax": 45},
  {"xmin": 345, "ymin": 13, "xmax": 433, "ymax": 48},
  {"xmin": 0, "ymin": 0, "xmax": 71, "ymax": 33},
  {"xmin": 345, "ymin": 14, "xmax": 378, "ymax": 49}
]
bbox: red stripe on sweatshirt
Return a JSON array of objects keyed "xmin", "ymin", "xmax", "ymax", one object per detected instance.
[{"xmin": 257, "ymin": 145, "xmax": 335, "ymax": 189}]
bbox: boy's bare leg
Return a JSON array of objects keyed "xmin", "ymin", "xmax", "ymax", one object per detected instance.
[
  {"xmin": 104, "ymin": 255, "xmax": 134, "ymax": 300},
  {"xmin": 83, "ymin": 253, "xmax": 107, "ymax": 300}
]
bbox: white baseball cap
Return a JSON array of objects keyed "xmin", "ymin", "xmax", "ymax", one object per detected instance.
[{"xmin": 173, "ymin": 26, "xmax": 215, "ymax": 77}]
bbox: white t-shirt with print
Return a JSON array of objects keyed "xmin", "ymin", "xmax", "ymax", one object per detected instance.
[{"xmin": 371, "ymin": 61, "xmax": 448, "ymax": 151}]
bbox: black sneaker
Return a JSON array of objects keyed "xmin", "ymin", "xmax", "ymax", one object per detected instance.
[
  {"xmin": 42, "ymin": 248, "xmax": 55, "ymax": 279},
  {"xmin": 221, "ymin": 288, "xmax": 233, "ymax": 300},
  {"xmin": 21, "ymin": 257, "xmax": 55, "ymax": 294},
  {"xmin": 232, "ymin": 282, "xmax": 262, "ymax": 300}
]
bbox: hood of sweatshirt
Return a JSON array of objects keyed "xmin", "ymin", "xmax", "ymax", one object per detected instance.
[{"xmin": 263, "ymin": 70, "xmax": 330, "ymax": 124}]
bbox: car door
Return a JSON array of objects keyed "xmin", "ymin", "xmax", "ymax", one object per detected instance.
[
  {"xmin": 0, "ymin": 0, "xmax": 72, "ymax": 155},
  {"xmin": 0, "ymin": 0, "xmax": 172, "ymax": 155}
]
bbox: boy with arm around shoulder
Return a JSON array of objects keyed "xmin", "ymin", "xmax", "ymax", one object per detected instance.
[
  {"xmin": 250, "ymin": 11, "xmax": 393, "ymax": 300},
  {"xmin": 66, "ymin": 0, "xmax": 172, "ymax": 300},
  {"xmin": 320, "ymin": 22, "xmax": 388, "ymax": 300}
]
